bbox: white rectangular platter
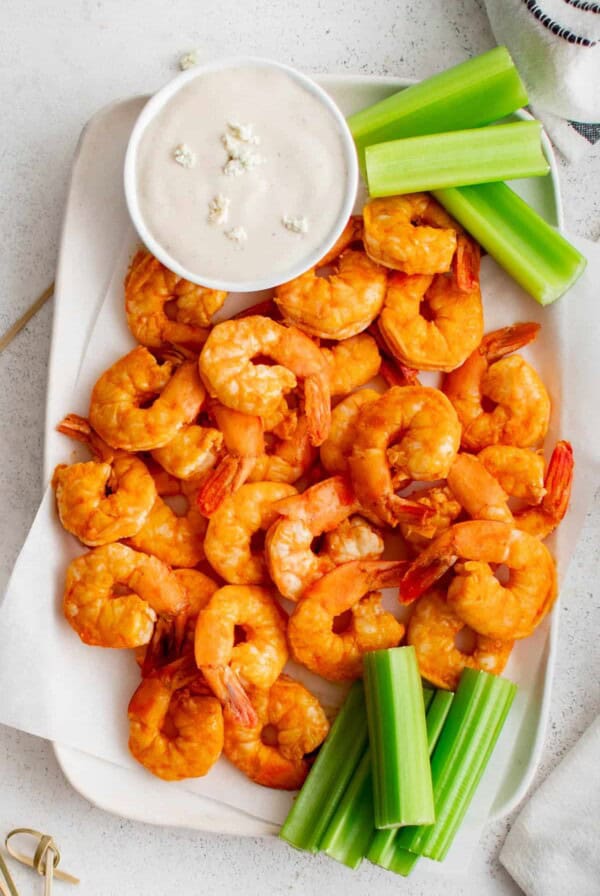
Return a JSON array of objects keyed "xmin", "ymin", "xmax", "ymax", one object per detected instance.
[{"xmin": 44, "ymin": 75, "xmax": 566, "ymax": 842}]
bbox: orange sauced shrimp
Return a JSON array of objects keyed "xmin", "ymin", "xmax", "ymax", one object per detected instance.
[
  {"xmin": 198, "ymin": 316, "xmax": 331, "ymax": 446},
  {"xmin": 204, "ymin": 482, "xmax": 298, "ymax": 584},
  {"xmin": 514, "ymin": 440, "xmax": 574, "ymax": 539},
  {"xmin": 477, "ymin": 445, "xmax": 546, "ymax": 505},
  {"xmin": 125, "ymin": 248, "xmax": 227, "ymax": 350},
  {"xmin": 322, "ymin": 333, "xmax": 382, "ymax": 397},
  {"xmin": 194, "ymin": 585, "xmax": 288, "ymax": 726},
  {"xmin": 363, "ymin": 194, "xmax": 459, "ymax": 275},
  {"xmin": 320, "ymin": 389, "xmax": 381, "ymax": 476},
  {"xmin": 349, "ymin": 385, "xmax": 461, "ymax": 526},
  {"xmin": 127, "ymin": 478, "xmax": 207, "ymax": 568},
  {"xmin": 274, "ymin": 249, "xmax": 387, "ymax": 340},
  {"xmin": 63, "ymin": 543, "xmax": 187, "ymax": 648},
  {"xmin": 196, "ymin": 405, "xmax": 265, "ymax": 516},
  {"xmin": 128, "ymin": 662, "xmax": 223, "ymax": 781},
  {"xmin": 447, "ymin": 442, "xmax": 574, "ymax": 539},
  {"xmin": 52, "ymin": 414, "xmax": 156, "ymax": 545},
  {"xmin": 378, "ymin": 252, "xmax": 483, "ymax": 372},
  {"xmin": 89, "ymin": 346, "xmax": 206, "ymax": 451},
  {"xmin": 223, "ymin": 675, "xmax": 329, "ymax": 789},
  {"xmin": 247, "ymin": 416, "xmax": 318, "ymax": 485},
  {"xmin": 265, "ymin": 476, "xmax": 386, "ymax": 601},
  {"xmin": 288, "ymin": 559, "xmax": 407, "ymax": 680},
  {"xmin": 406, "ymin": 590, "xmax": 513, "ymax": 691},
  {"xmin": 400, "ymin": 521, "xmax": 558, "ymax": 641},
  {"xmin": 444, "ymin": 323, "xmax": 550, "ymax": 451}
]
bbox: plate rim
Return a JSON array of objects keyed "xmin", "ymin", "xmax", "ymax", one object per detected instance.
[{"xmin": 49, "ymin": 72, "xmax": 563, "ymax": 835}]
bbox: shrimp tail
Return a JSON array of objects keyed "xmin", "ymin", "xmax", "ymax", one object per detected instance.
[
  {"xmin": 304, "ymin": 372, "xmax": 331, "ymax": 447},
  {"xmin": 57, "ymin": 413, "xmax": 92, "ymax": 443},
  {"xmin": 141, "ymin": 617, "xmax": 175, "ymax": 676},
  {"xmin": 140, "ymin": 611, "xmax": 192, "ymax": 677},
  {"xmin": 452, "ymin": 234, "xmax": 481, "ymax": 293},
  {"xmin": 399, "ymin": 548, "xmax": 458, "ymax": 604},
  {"xmin": 366, "ymin": 559, "xmax": 410, "ymax": 590},
  {"xmin": 57, "ymin": 413, "xmax": 116, "ymax": 461},
  {"xmin": 541, "ymin": 440, "xmax": 574, "ymax": 524},
  {"xmin": 202, "ymin": 665, "xmax": 258, "ymax": 727},
  {"xmin": 481, "ymin": 322, "xmax": 541, "ymax": 363},
  {"xmin": 387, "ymin": 495, "xmax": 434, "ymax": 526},
  {"xmin": 197, "ymin": 454, "xmax": 255, "ymax": 516}
]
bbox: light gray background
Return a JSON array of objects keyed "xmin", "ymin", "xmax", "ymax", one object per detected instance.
[{"xmin": 1, "ymin": 2, "xmax": 599, "ymax": 894}]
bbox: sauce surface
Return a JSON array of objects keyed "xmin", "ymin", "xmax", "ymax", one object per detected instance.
[{"xmin": 136, "ymin": 66, "xmax": 349, "ymax": 283}]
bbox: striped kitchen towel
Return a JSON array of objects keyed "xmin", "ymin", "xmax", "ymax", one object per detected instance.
[{"xmin": 484, "ymin": 0, "xmax": 600, "ymax": 160}]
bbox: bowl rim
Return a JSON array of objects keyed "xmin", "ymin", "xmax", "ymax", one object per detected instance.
[{"xmin": 123, "ymin": 55, "xmax": 359, "ymax": 292}]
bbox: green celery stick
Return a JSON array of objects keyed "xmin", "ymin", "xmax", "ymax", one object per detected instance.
[
  {"xmin": 321, "ymin": 686, "xmax": 437, "ymax": 869},
  {"xmin": 279, "ymin": 681, "xmax": 368, "ymax": 852},
  {"xmin": 382, "ymin": 848, "xmax": 420, "ymax": 877},
  {"xmin": 364, "ymin": 647, "xmax": 434, "ymax": 829},
  {"xmin": 425, "ymin": 690, "xmax": 455, "ymax": 752},
  {"xmin": 433, "ymin": 181, "xmax": 586, "ymax": 304},
  {"xmin": 397, "ymin": 669, "xmax": 517, "ymax": 861},
  {"xmin": 367, "ymin": 688, "xmax": 454, "ymax": 874},
  {"xmin": 365, "ymin": 121, "xmax": 549, "ymax": 196},
  {"xmin": 320, "ymin": 751, "xmax": 374, "ymax": 869},
  {"xmin": 349, "ymin": 46, "xmax": 528, "ymax": 165},
  {"xmin": 421, "ymin": 685, "xmax": 436, "ymax": 711}
]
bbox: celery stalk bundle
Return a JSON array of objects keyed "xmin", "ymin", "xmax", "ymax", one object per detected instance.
[{"xmin": 280, "ymin": 665, "xmax": 517, "ymax": 879}]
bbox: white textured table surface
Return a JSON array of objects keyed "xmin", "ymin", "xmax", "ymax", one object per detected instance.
[{"xmin": 1, "ymin": 2, "xmax": 599, "ymax": 894}]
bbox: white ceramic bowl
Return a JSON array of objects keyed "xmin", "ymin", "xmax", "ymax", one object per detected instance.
[{"xmin": 124, "ymin": 57, "xmax": 359, "ymax": 292}]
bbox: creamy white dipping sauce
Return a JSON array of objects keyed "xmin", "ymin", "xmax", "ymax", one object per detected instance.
[{"xmin": 135, "ymin": 66, "xmax": 350, "ymax": 284}]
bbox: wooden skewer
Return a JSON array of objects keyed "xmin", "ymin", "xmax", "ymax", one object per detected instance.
[
  {"xmin": 0, "ymin": 850, "xmax": 19, "ymax": 896},
  {"xmin": 0, "ymin": 283, "xmax": 54, "ymax": 354}
]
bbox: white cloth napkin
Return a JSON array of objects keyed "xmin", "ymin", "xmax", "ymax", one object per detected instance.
[
  {"xmin": 483, "ymin": 0, "xmax": 600, "ymax": 160},
  {"xmin": 500, "ymin": 714, "xmax": 600, "ymax": 895}
]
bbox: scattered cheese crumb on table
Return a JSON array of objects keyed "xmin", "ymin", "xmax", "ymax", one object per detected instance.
[{"xmin": 179, "ymin": 50, "xmax": 200, "ymax": 70}]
